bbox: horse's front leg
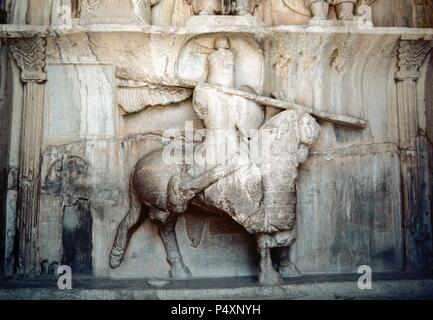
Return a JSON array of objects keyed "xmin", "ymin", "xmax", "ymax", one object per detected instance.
[
  {"xmin": 278, "ymin": 246, "xmax": 301, "ymax": 277},
  {"xmin": 256, "ymin": 234, "xmax": 282, "ymax": 286},
  {"xmin": 277, "ymin": 229, "xmax": 301, "ymax": 277},
  {"xmin": 158, "ymin": 215, "xmax": 192, "ymax": 280}
]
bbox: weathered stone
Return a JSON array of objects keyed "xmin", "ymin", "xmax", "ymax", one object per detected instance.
[
  {"xmin": 0, "ymin": 0, "xmax": 433, "ymax": 298},
  {"xmin": 78, "ymin": 0, "xmax": 162, "ymax": 25}
]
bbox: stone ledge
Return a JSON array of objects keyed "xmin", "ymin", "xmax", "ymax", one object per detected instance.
[
  {"xmin": 1, "ymin": 24, "xmax": 433, "ymax": 40},
  {"xmin": 0, "ymin": 24, "xmax": 49, "ymax": 38},
  {"xmin": 1, "ymin": 274, "xmax": 432, "ymax": 300}
]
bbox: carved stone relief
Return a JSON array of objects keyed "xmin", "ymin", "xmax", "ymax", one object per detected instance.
[
  {"xmin": 78, "ymin": 0, "xmax": 162, "ymax": 24},
  {"xmin": 107, "ymin": 34, "xmax": 369, "ymax": 285},
  {"xmin": 4, "ymin": 37, "xmax": 47, "ymax": 276},
  {"xmin": 187, "ymin": 0, "xmax": 261, "ymax": 16},
  {"xmin": 2, "ymin": 0, "xmax": 433, "ymax": 294},
  {"xmin": 42, "ymin": 156, "xmax": 93, "ymax": 275},
  {"xmin": 176, "ymin": 36, "xmax": 265, "ymax": 96},
  {"xmin": 5, "ymin": 37, "xmax": 47, "ymax": 82},
  {"xmin": 10, "ymin": 0, "xmax": 433, "ymax": 28},
  {"xmin": 50, "ymin": 0, "xmax": 381, "ymax": 27},
  {"xmin": 304, "ymin": 0, "xmax": 375, "ymax": 26}
]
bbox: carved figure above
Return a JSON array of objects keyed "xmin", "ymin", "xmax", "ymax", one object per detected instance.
[
  {"xmin": 256, "ymin": 0, "xmax": 311, "ymax": 26},
  {"xmin": 283, "ymin": 0, "xmax": 311, "ymax": 17},
  {"xmin": 233, "ymin": 0, "xmax": 262, "ymax": 16},
  {"xmin": 186, "ymin": 0, "xmax": 261, "ymax": 16},
  {"xmin": 305, "ymin": 0, "xmax": 375, "ymax": 23},
  {"xmin": 306, "ymin": 0, "xmax": 356, "ymax": 21},
  {"xmin": 78, "ymin": 0, "xmax": 161, "ymax": 24}
]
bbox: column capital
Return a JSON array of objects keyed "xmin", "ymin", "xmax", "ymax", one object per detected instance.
[
  {"xmin": 4, "ymin": 37, "xmax": 47, "ymax": 83},
  {"xmin": 395, "ymin": 39, "xmax": 432, "ymax": 81}
]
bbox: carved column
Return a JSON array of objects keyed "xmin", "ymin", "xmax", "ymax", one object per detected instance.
[
  {"xmin": 5, "ymin": 37, "xmax": 47, "ymax": 276},
  {"xmin": 395, "ymin": 38, "xmax": 432, "ymax": 270}
]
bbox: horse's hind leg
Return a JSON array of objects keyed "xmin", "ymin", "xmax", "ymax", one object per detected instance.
[
  {"xmin": 256, "ymin": 234, "xmax": 282, "ymax": 286},
  {"xmin": 158, "ymin": 214, "xmax": 192, "ymax": 280},
  {"xmin": 110, "ymin": 205, "xmax": 147, "ymax": 269}
]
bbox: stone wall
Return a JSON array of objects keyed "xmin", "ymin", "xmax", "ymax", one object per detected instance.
[
  {"xmin": 0, "ymin": 43, "xmax": 7, "ymax": 275},
  {"xmin": 371, "ymin": 0, "xmax": 433, "ymax": 28},
  {"xmin": 30, "ymin": 27, "xmax": 427, "ymax": 277},
  {"xmin": 0, "ymin": 0, "xmax": 432, "ymax": 281}
]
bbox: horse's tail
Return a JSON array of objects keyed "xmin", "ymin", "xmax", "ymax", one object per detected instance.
[
  {"xmin": 127, "ymin": 167, "xmax": 143, "ymax": 213},
  {"xmin": 110, "ymin": 168, "xmax": 148, "ymax": 269}
]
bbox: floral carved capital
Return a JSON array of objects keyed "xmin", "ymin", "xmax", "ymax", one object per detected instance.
[
  {"xmin": 396, "ymin": 39, "xmax": 433, "ymax": 80},
  {"xmin": 5, "ymin": 37, "xmax": 47, "ymax": 83}
]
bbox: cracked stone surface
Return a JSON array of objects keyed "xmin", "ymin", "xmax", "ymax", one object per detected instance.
[{"xmin": 0, "ymin": 0, "xmax": 432, "ymax": 295}]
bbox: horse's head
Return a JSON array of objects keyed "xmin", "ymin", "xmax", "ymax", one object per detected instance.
[
  {"xmin": 296, "ymin": 111, "xmax": 321, "ymax": 163},
  {"xmin": 251, "ymin": 110, "xmax": 320, "ymax": 167}
]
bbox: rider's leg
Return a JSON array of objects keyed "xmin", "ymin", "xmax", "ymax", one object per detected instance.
[
  {"xmin": 236, "ymin": 0, "xmax": 252, "ymax": 16},
  {"xmin": 308, "ymin": 0, "xmax": 330, "ymax": 20},
  {"xmin": 335, "ymin": 1, "xmax": 355, "ymax": 20},
  {"xmin": 167, "ymin": 160, "xmax": 242, "ymax": 214},
  {"xmin": 158, "ymin": 215, "xmax": 192, "ymax": 279}
]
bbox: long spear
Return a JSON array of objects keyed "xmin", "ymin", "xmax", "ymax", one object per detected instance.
[
  {"xmin": 116, "ymin": 68, "xmax": 368, "ymax": 129},
  {"xmin": 195, "ymin": 82, "xmax": 367, "ymax": 129}
]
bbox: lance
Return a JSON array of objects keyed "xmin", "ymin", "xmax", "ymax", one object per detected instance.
[
  {"xmin": 116, "ymin": 69, "xmax": 368, "ymax": 129},
  {"xmin": 194, "ymin": 82, "xmax": 368, "ymax": 129}
]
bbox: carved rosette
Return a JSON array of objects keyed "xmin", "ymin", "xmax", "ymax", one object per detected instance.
[{"xmin": 5, "ymin": 37, "xmax": 47, "ymax": 83}]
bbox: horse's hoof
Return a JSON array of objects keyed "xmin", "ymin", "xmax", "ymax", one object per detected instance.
[
  {"xmin": 258, "ymin": 270, "xmax": 283, "ymax": 286},
  {"xmin": 279, "ymin": 263, "xmax": 301, "ymax": 278},
  {"xmin": 109, "ymin": 250, "xmax": 124, "ymax": 269},
  {"xmin": 170, "ymin": 264, "xmax": 193, "ymax": 280},
  {"xmin": 110, "ymin": 256, "xmax": 122, "ymax": 269}
]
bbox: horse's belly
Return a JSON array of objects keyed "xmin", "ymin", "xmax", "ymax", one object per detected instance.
[{"xmin": 133, "ymin": 148, "xmax": 182, "ymax": 210}]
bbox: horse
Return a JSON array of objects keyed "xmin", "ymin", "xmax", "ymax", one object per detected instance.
[{"xmin": 109, "ymin": 87, "xmax": 320, "ymax": 285}]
